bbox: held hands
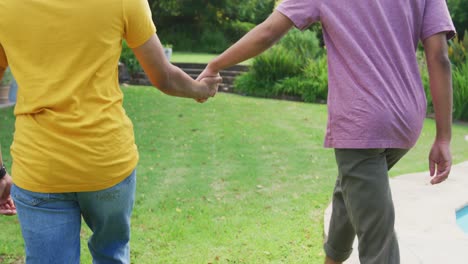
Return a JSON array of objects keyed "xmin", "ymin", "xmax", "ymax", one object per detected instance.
[
  {"xmin": 195, "ymin": 74, "xmax": 222, "ymax": 103},
  {"xmin": 428, "ymin": 140, "xmax": 452, "ymax": 185},
  {"xmin": 0, "ymin": 173, "xmax": 16, "ymax": 216},
  {"xmin": 195, "ymin": 65, "xmax": 221, "ymax": 103}
]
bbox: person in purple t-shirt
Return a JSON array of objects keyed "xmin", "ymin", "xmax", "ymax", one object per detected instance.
[{"xmin": 198, "ymin": 0, "xmax": 455, "ymax": 263}]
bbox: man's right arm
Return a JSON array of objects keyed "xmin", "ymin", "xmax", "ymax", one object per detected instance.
[
  {"xmin": 132, "ymin": 34, "xmax": 221, "ymax": 100},
  {"xmin": 422, "ymin": 32, "xmax": 453, "ymax": 185}
]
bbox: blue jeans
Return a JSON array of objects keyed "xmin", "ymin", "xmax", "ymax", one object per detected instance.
[{"xmin": 11, "ymin": 170, "xmax": 136, "ymax": 264}]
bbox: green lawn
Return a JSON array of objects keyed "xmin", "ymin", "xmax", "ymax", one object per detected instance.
[
  {"xmin": 170, "ymin": 52, "xmax": 252, "ymax": 65},
  {"xmin": 1, "ymin": 87, "xmax": 468, "ymax": 263}
]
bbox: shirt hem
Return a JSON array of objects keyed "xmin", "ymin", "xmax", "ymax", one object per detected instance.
[
  {"xmin": 12, "ymin": 157, "xmax": 139, "ymax": 193},
  {"xmin": 324, "ymin": 139, "xmax": 414, "ymax": 149}
]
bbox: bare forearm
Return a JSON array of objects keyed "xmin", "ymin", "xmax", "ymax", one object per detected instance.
[
  {"xmin": 161, "ymin": 65, "xmax": 205, "ymax": 98},
  {"xmin": 427, "ymin": 54, "xmax": 452, "ymax": 142}
]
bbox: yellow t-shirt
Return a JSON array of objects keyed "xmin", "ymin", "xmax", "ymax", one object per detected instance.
[{"xmin": 0, "ymin": 0, "xmax": 156, "ymax": 192}]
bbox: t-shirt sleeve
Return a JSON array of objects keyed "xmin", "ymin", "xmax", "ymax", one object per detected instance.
[
  {"xmin": 123, "ymin": 0, "xmax": 157, "ymax": 48},
  {"xmin": 0, "ymin": 43, "xmax": 7, "ymax": 69},
  {"xmin": 420, "ymin": 0, "xmax": 456, "ymax": 41},
  {"xmin": 276, "ymin": 0, "xmax": 322, "ymax": 30}
]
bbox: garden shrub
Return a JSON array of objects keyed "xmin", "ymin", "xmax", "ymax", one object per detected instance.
[
  {"xmin": 302, "ymin": 56, "xmax": 328, "ymax": 102},
  {"xmin": 233, "ymin": 72, "xmax": 275, "ymax": 97},
  {"xmin": 120, "ymin": 41, "xmax": 142, "ymax": 75},
  {"xmin": 278, "ymin": 29, "xmax": 323, "ymax": 64},
  {"xmin": 448, "ymin": 31, "xmax": 468, "ymax": 67},
  {"xmin": 272, "ymin": 56, "xmax": 328, "ymax": 103},
  {"xmin": 0, "ymin": 67, "xmax": 13, "ymax": 86},
  {"xmin": 252, "ymin": 46, "xmax": 303, "ymax": 82},
  {"xmin": 418, "ymin": 51, "xmax": 433, "ymax": 114},
  {"xmin": 234, "ymin": 29, "xmax": 324, "ymax": 99},
  {"xmin": 452, "ymin": 59, "xmax": 468, "ymax": 121},
  {"xmin": 199, "ymin": 29, "xmax": 230, "ymax": 53}
]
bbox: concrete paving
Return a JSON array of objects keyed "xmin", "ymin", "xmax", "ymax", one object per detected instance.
[{"xmin": 324, "ymin": 161, "xmax": 468, "ymax": 263}]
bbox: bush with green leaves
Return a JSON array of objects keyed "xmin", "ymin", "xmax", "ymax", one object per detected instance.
[
  {"xmin": 448, "ymin": 32, "xmax": 468, "ymax": 67},
  {"xmin": 0, "ymin": 67, "xmax": 13, "ymax": 86},
  {"xmin": 120, "ymin": 41, "xmax": 142, "ymax": 75},
  {"xmin": 452, "ymin": 59, "xmax": 468, "ymax": 121},
  {"xmin": 234, "ymin": 29, "xmax": 326, "ymax": 101},
  {"xmin": 272, "ymin": 56, "xmax": 328, "ymax": 103},
  {"xmin": 199, "ymin": 29, "xmax": 230, "ymax": 53}
]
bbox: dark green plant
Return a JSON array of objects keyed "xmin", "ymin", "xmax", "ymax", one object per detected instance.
[
  {"xmin": 452, "ymin": 60, "xmax": 468, "ymax": 121},
  {"xmin": 234, "ymin": 28, "xmax": 326, "ymax": 101},
  {"xmin": 278, "ymin": 29, "xmax": 323, "ymax": 64},
  {"xmin": 418, "ymin": 51, "xmax": 433, "ymax": 114},
  {"xmin": 272, "ymin": 56, "xmax": 328, "ymax": 103},
  {"xmin": 252, "ymin": 45, "xmax": 303, "ymax": 83},
  {"xmin": 448, "ymin": 31, "xmax": 468, "ymax": 67},
  {"xmin": 233, "ymin": 72, "xmax": 275, "ymax": 97},
  {"xmin": 199, "ymin": 29, "xmax": 229, "ymax": 53},
  {"xmin": 0, "ymin": 67, "xmax": 12, "ymax": 86},
  {"xmin": 302, "ymin": 56, "xmax": 328, "ymax": 101},
  {"xmin": 447, "ymin": 0, "xmax": 468, "ymax": 40},
  {"xmin": 120, "ymin": 41, "xmax": 142, "ymax": 75}
]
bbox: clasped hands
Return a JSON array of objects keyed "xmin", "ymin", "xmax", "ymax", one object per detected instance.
[
  {"xmin": 194, "ymin": 65, "xmax": 221, "ymax": 103},
  {"xmin": 0, "ymin": 173, "xmax": 16, "ymax": 216}
]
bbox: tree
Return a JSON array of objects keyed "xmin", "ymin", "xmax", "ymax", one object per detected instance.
[
  {"xmin": 448, "ymin": 0, "xmax": 468, "ymax": 39},
  {"xmin": 147, "ymin": 0, "xmax": 275, "ymax": 52}
]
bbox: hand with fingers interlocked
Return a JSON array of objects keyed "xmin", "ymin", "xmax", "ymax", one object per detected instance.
[{"xmin": 0, "ymin": 173, "xmax": 16, "ymax": 216}]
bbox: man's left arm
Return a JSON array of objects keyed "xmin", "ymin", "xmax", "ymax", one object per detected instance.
[{"xmin": 423, "ymin": 32, "xmax": 453, "ymax": 185}]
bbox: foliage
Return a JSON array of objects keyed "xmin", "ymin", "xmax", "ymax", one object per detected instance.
[
  {"xmin": 452, "ymin": 59, "xmax": 468, "ymax": 121},
  {"xmin": 448, "ymin": 32, "xmax": 468, "ymax": 67},
  {"xmin": 149, "ymin": 0, "xmax": 275, "ymax": 52},
  {"xmin": 199, "ymin": 29, "xmax": 230, "ymax": 53},
  {"xmin": 252, "ymin": 46, "xmax": 303, "ymax": 83},
  {"xmin": 234, "ymin": 29, "xmax": 326, "ymax": 102},
  {"xmin": 302, "ymin": 56, "xmax": 328, "ymax": 101},
  {"xmin": 120, "ymin": 41, "xmax": 142, "ymax": 75},
  {"xmin": 273, "ymin": 56, "xmax": 328, "ymax": 103},
  {"xmin": 278, "ymin": 29, "xmax": 323, "ymax": 64},
  {"xmin": 418, "ymin": 51, "xmax": 433, "ymax": 113},
  {"xmin": 447, "ymin": 0, "xmax": 468, "ymax": 39},
  {"xmin": 0, "ymin": 67, "xmax": 13, "ymax": 86}
]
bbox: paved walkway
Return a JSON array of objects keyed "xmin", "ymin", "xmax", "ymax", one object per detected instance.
[{"xmin": 324, "ymin": 161, "xmax": 468, "ymax": 263}]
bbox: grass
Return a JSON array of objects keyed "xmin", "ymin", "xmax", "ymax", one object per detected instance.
[
  {"xmin": 170, "ymin": 52, "xmax": 252, "ymax": 65},
  {"xmin": 1, "ymin": 87, "xmax": 468, "ymax": 263}
]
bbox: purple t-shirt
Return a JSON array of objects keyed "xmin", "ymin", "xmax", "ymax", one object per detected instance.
[{"xmin": 277, "ymin": 0, "xmax": 455, "ymax": 149}]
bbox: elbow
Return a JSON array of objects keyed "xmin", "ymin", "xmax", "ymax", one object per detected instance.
[
  {"xmin": 258, "ymin": 23, "xmax": 280, "ymax": 47},
  {"xmin": 427, "ymin": 51, "xmax": 452, "ymax": 72},
  {"xmin": 149, "ymin": 66, "xmax": 174, "ymax": 95}
]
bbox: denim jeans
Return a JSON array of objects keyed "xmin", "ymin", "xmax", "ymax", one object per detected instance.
[{"xmin": 11, "ymin": 170, "xmax": 136, "ymax": 264}]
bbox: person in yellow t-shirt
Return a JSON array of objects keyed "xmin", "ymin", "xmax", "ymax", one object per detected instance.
[{"xmin": 0, "ymin": 0, "xmax": 221, "ymax": 262}]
